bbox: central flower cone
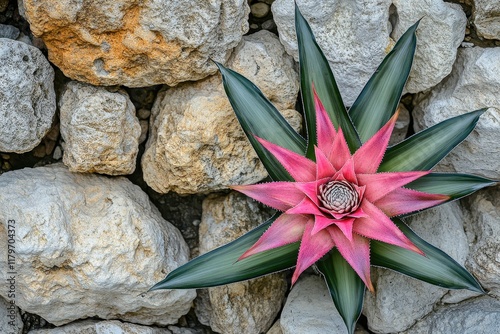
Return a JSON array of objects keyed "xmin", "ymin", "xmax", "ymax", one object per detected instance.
[{"xmin": 231, "ymin": 91, "xmax": 448, "ymax": 292}]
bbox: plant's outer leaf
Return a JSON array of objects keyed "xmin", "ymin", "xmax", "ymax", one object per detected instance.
[
  {"xmin": 407, "ymin": 172, "xmax": 498, "ymax": 200},
  {"xmin": 295, "ymin": 4, "xmax": 360, "ymax": 156},
  {"xmin": 217, "ymin": 63, "xmax": 306, "ymax": 181},
  {"xmin": 371, "ymin": 218, "xmax": 484, "ymax": 293},
  {"xmin": 350, "ymin": 21, "xmax": 419, "ymax": 143},
  {"xmin": 317, "ymin": 250, "xmax": 365, "ymax": 334},
  {"xmin": 379, "ymin": 109, "xmax": 486, "ymax": 172},
  {"xmin": 150, "ymin": 214, "xmax": 299, "ymax": 290}
]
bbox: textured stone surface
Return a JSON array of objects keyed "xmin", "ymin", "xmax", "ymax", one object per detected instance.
[
  {"xmin": 196, "ymin": 192, "xmax": 287, "ymax": 334},
  {"xmin": 473, "ymin": 0, "xmax": 500, "ymax": 40},
  {"xmin": 403, "ymin": 296, "xmax": 500, "ymax": 334},
  {"xmin": 280, "ymin": 275, "xmax": 347, "ymax": 333},
  {"xmin": 0, "ymin": 296, "xmax": 23, "ymax": 334},
  {"xmin": 272, "ymin": 0, "xmax": 392, "ymax": 106},
  {"xmin": 0, "ymin": 164, "xmax": 195, "ymax": 326},
  {"xmin": 0, "ymin": 38, "xmax": 55, "ymax": 153},
  {"xmin": 59, "ymin": 81, "xmax": 141, "ymax": 175},
  {"xmin": 142, "ymin": 30, "xmax": 301, "ymax": 194},
  {"xmin": 413, "ymin": 47, "xmax": 500, "ymax": 179},
  {"xmin": 392, "ymin": 0, "xmax": 467, "ymax": 94},
  {"xmin": 22, "ymin": 0, "xmax": 249, "ymax": 87},
  {"xmin": 364, "ymin": 202, "xmax": 470, "ymax": 333}
]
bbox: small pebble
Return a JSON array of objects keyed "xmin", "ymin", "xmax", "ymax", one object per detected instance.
[
  {"xmin": 250, "ymin": 23, "xmax": 259, "ymax": 30},
  {"xmin": 262, "ymin": 19, "xmax": 277, "ymax": 31},
  {"xmin": 251, "ymin": 2, "xmax": 270, "ymax": 18},
  {"xmin": 53, "ymin": 146, "xmax": 62, "ymax": 160},
  {"xmin": 139, "ymin": 120, "xmax": 149, "ymax": 144},
  {"xmin": 33, "ymin": 144, "xmax": 47, "ymax": 158},
  {"xmin": 137, "ymin": 108, "xmax": 151, "ymax": 120},
  {"xmin": 0, "ymin": 153, "xmax": 10, "ymax": 160}
]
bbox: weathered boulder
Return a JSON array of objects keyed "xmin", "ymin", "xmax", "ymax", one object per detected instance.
[
  {"xmin": 0, "ymin": 38, "xmax": 55, "ymax": 153},
  {"xmin": 59, "ymin": 81, "xmax": 141, "ymax": 175},
  {"xmin": 472, "ymin": 0, "xmax": 500, "ymax": 40},
  {"xmin": 21, "ymin": 0, "xmax": 249, "ymax": 87},
  {"xmin": 0, "ymin": 164, "xmax": 195, "ymax": 326},
  {"xmin": 0, "ymin": 296, "xmax": 23, "ymax": 334}
]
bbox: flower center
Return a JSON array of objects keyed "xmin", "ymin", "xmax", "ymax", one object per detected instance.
[{"xmin": 318, "ymin": 180, "xmax": 360, "ymax": 214}]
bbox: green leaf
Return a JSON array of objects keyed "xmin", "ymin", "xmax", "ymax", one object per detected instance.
[
  {"xmin": 317, "ymin": 251, "xmax": 365, "ymax": 334},
  {"xmin": 407, "ymin": 172, "xmax": 497, "ymax": 200},
  {"xmin": 371, "ymin": 218, "xmax": 484, "ymax": 293},
  {"xmin": 150, "ymin": 214, "xmax": 299, "ymax": 290},
  {"xmin": 295, "ymin": 4, "xmax": 360, "ymax": 157},
  {"xmin": 379, "ymin": 109, "xmax": 486, "ymax": 172},
  {"xmin": 217, "ymin": 63, "xmax": 306, "ymax": 181},
  {"xmin": 350, "ymin": 21, "xmax": 419, "ymax": 142}
]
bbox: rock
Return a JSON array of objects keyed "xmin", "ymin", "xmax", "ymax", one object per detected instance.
[
  {"xmin": 280, "ymin": 275, "xmax": 347, "ymax": 333},
  {"xmin": 59, "ymin": 81, "xmax": 141, "ymax": 175},
  {"xmin": 266, "ymin": 320, "xmax": 283, "ymax": 334},
  {"xmin": 391, "ymin": 0, "xmax": 467, "ymax": 94},
  {"xmin": 464, "ymin": 187, "xmax": 500, "ymax": 296},
  {"xmin": 389, "ymin": 103, "xmax": 410, "ymax": 145},
  {"xmin": 142, "ymin": 30, "xmax": 301, "ymax": 194},
  {"xmin": 272, "ymin": 0, "xmax": 392, "ymax": 105},
  {"xmin": 0, "ymin": 296, "xmax": 23, "ymax": 334},
  {"xmin": 139, "ymin": 119, "xmax": 149, "ymax": 144},
  {"xmin": 195, "ymin": 192, "xmax": 287, "ymax": 334},
  {"xmin": 0, "ymin": 24, "xmax": 20, "ymax": 39},
  {"xmin": 0, "ymin": 164, "xmax": 195, "ymax": 326},
  {"xmin": 22, "ymin": 0, "xmax": 249, "ymax": 87},
  {"xmin": 413, "ymin": 47, "xmax": 500, "ymax": 179},
  {"xmin": 364, "ymin": 202, "xmax": 470, "ymax": 333},
  {"xmin": 403, "ymin": 296, "xmax": 500, "ymax": 334},
  {"xmin": 472, "ymin": 0, "xmax": 500, "ymax": 40},
  {"xmin": 0, "ymin": 38, "xmax": 56, "ymax": 153},
  {"xmin": 251, "ymin": 2, "xmax": 270, "ymax": 18}
]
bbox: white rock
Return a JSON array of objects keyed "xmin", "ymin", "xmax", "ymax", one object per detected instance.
[
  {"xmin": 413, "ymin": 47, "xmax": 500, "ymax": 179},
  {"xmin": 0, "ymin": 296, "xmax": 23, "ymax": 334},
  {"xmin": 392, "ymin": 0, "xmax": 467, "ymax": 94},
  {"xmin": 29, "ymin": 319, "xmax": 172, "ymax": 334},
  {"xmin": 142, "ymin": 30, "xmax": 301, "ymax": 194},
  {"xmin": 196, "ymin": 192, "xmax": 287, "ymax": 334},
  {"xmin": 0, "ymin": 164, "xmax": 195, "ymax": 326},
  {"xmin": 364, "ymin": 202, "xmax": 470, "ymax": 333},
  {"xmin": 473, "ymin": 0, "xmax": 500, "ymax": 40},
  {"xmin": 59, "ymin": 81, "xmax": 141, "ymax": 175},
  {"xmin": 0, "ymin": 38, "xmax": 55, "ymax": 153},
  {"xmin": 272, "ymin": 0, "xmax": 392, "ymax": 106},
  {"xmin": 403, "ymin": 296, "xmax": 500, "ymax": 334},
  {"xmin": 280, "ymin": 275, "xmax": 347, "ymax": 333}
]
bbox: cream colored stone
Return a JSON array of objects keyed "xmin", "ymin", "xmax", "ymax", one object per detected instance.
[
  {"xmin": 22, "ymin": 0, "xmax": 249, "ymax": 87},
  {"xmin": 473, "ymin": 0, "xmax": 500, "ymax": 39}
]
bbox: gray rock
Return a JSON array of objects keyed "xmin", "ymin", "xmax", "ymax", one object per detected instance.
[
  {"xmin": 472, "ymin": 0, "xmax": 500, "ymax": 40},
  {"xmin": 0, "ymin": 24, "xmax": 20, "ymax": 39},
  {"xmin": 413, "ymin": 47, "xmax": 500, "ymax": 179},
  {"xmin": 0, "ymin": 296, "xmax": 23, "ymax": 334},
  {"xmin": 0, "ymin": 38, "xmax": 56, "ymax": 153},
  {"xmin": 389, "ymin": 103, "xmax": 410, "ymax": 145},
  {"xmin": 0, "ymin": 164, "xmax": 195, "ymax": 326},
  {"xmin": 59, "ymin": 81, "xmax": 141, "ymax": 175}
]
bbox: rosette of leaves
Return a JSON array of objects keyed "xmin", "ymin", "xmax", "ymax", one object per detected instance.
[{"xmin": 151, "ymin": 5, "xmax": 497, "ymax": 333}]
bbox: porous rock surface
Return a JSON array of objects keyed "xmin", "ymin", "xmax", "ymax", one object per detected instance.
[
  {"xmin": 21, "ymin": 0, "xmax": 250, "ymax": 87},
  {"xmin": 0, "ymin": 164, "xmax": 195, "ymax": 326},
  {"xmin": 0, "ymin": 296, "xmax": 23, "ymax": 334}
]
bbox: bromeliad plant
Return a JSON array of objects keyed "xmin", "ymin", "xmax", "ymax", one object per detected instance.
[{"xmin": 151, "ymin": 5, "xmax": 497, "ymax": 333}]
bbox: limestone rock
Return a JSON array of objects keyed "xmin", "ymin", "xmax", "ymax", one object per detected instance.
[
  {"xmin": 0, "ymin": 296, "xmax": 23, "ymax": 334},
  {"xmin": 0, "ymin": 164, "xmax": 195, "ymax": 326},
  {"xmin": 142, "ymin": 30, "xmax": 301, "ymax": 194},
  {"xmin": 473, "ymin": 0, "xmax": 500, "ymax": 40},
  {"xmin": 392, "ymin": 0, "xmax": 467, "ymax": 94},
  {"xmin": 403, "ymin": 296, "xmax": 500, "ymax": 334},
  {"xmin": 0, "ymin": 38, "xmax": 56, "ymax": 153},
  {"xmin": 364, "ymin": 202, "xmax": 470, "ymax": 333},
  {"xmin": 280, "ymin": 275, "xmax": 347, "ymax": 333},
  {"xmin": 272, "ymin": 0, "xmax": 392, "ymax": 106},
  {"xmin": 22, "ymin": 0, "xmax": 249, "ymax": 87},
  {"xmin": 59, "ymin": 81, "xmax": 141, "ymax": 175},
  {"xmin": 196, "ymin": 192, "xmax": 287, "ymax": 334},
  {"xmin": 413, "ymin": 47, "xmax": 500, "ymax": 179}
]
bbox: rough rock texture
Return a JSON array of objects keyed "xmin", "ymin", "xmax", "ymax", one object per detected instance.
[
  {"xmin": 272, "ymin": 0, "xmax": 392, "ymax": 106},
  {"xmin": 266, "ymin": 321, "xmax": 283, "ymax": 334},
  {"xmin": 403, "ymin": 296, "xmax": 500, "ymax": 334},
  {"xmin": 413, "ymin": 47, "xmax": 500, "ymax": 179},
  {"xmin": 392, "ymin": 0, "xmax": 467, "ymax": 93},
  {"xmin": 22, "ymin": 0, "xmax": 249, "ymax": 87},
  {"xmin": 364, "ymin": 202, "xmax": 471, "ymax": 333},
  {"xmin": 59, "ymin": 81, "xmax": 141, "ymax": 175},
  {"xmin": 142, "ymin": 30, "xmax": 301, "ymax": 194},
  {"xmin": 0, "ymin": 296, "xmax": 23, "ymax": 334},
  {"xmin": 473, "ymin": 0, "xmax": 500, "ymax": 40},
  {"xmin": 0, "ymin": 164, "xmax": 195, "ymax": 326},
  {"xmin": 280, "ymin": 275, "xmax": 347, "ymax": 333},
  {"xmin": 0, "ymin": 38, "xmax": 55, "ymax": 153},
  {"xmin": 29, "ymin": 319, "xmax": 198, "ymax": 334},
  {"xmin": 195, "ymin": 192, "xmax": 287, "ymax": 334},
  {"xmin": 464, "ymin": 187, "xmax": 500, "ymax": 296}
]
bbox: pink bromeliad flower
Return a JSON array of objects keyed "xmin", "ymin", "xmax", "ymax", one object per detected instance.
[{"xmin": 232, "ymin": 92, "xmax": 449, "ymax": 292}]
